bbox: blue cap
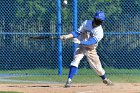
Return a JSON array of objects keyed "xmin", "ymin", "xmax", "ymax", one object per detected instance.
[{"xmin": 94, "ymin": 11, "xmax": 105, "ymax": 21}]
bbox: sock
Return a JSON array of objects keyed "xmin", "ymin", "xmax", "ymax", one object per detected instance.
[
  {"xmin": 100, "ymin": 74, "xmax": 106, "ymax": 80},
  {"xmin": 68, "ymin": 66, "xmax": 77, "ymax": 80}
]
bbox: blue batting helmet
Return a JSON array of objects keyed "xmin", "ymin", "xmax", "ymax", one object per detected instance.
[{"xmin": 94, "ymin": 11, "xmax": 105, "ymax": 21}]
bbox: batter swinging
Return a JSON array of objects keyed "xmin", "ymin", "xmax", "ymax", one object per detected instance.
[{"xmin": 60, "ymin": 11, "xmax": 113, "ymax": 87}]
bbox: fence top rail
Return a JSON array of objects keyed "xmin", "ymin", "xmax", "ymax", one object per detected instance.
[
  {"xmin": 105, "ymin": 32, "xmax": 140, "ymax": 35},
  {"xmin": 0, "ymin": 32, "xmax": 59, "ymax": 35},
  {"xmin": 0, "ymin": 32, "xmax": 139, "ymax": 35}
]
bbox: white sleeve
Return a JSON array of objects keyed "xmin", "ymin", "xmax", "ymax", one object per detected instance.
[{"xmin": 77, "ymin": 20, "xmax": 87, "ymax": 33}]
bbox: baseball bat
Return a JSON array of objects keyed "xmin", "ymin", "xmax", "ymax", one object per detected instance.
[{"xmin": 29, "ymin": 36, "xmax": 60, "ymax": 39}]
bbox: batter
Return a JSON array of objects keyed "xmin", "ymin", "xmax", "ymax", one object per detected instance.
[{"xmin": 61, "ymin": 11, "xmax": 113, "ymax": 87}]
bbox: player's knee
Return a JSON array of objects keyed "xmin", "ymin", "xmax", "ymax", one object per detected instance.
[{"xmin": 70, "ymin": 61, "xmax": 79, "ymax": 67}]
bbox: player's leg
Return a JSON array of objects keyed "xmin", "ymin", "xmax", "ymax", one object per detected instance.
[
  {"xmin": 86, "ymin": 49, "xmax": 113, "ymax": 86},
  {"xmin": 65, "ymin": 48, "xmax": 84, "ymax": 87}
]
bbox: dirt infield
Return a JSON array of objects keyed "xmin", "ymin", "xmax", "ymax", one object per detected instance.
[{"xmin": 0, "ymin": 83, "xmax": 140, "ymax": 93}]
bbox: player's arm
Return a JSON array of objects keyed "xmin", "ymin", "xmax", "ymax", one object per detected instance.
[
  {"xmin": 60, "ymin": 33, "xmax": 73, "ymax": 40},
  {"xmin": 60, "ymin": 20, "xmax": 86, "ymax": 40},
  {"xmin": 73, "ymin": 37, "xmax": 97, "ymax": 45},
  {"xmin": 60, "ymin": 31, "xmax": 79, "ymax": 40},
  {"xmin": 73, "ymin": 29, "xmax": 103, "ymax": 45},
  {"xmin": 80, "ymin": 37, "xmax": 97, "ymax": 45}
]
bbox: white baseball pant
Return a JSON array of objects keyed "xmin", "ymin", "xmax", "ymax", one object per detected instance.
[{"xmin": 70, "ymin": 46, "xmax": 105, "ymax": 76}]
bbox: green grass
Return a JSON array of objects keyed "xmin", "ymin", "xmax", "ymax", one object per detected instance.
[
  {"xmin": 0, "ymin": 68, "xmax": 139, "ymax": 75},
  {"xmin": 3, "ymin": 74, "xmax": 140, "ymax": 84},
  {"xmin": 0, "ymin": 68, "xmax": 140, "ymax": 84},
  {"xmin": 0, "ymin": 92, "xmax": 23, "ymax": 93}
]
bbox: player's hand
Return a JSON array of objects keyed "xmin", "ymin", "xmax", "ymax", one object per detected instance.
[
  {"xmin": 60, "ymin": 35, "xmax": 70, "ymax": 40},
  {"xmin": 72, "ymin": 38, "xmax": 80, "ymax": 44}
]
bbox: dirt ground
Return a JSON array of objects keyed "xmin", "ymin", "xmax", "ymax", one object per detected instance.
[{"xmin": 0, "ymin": 83, "xmax": 140, "ymax": 93}]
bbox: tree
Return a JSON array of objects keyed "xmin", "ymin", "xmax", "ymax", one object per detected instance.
[{"xmin": 16, "ymin": 0, "xmax": 56, "ymax": 33}]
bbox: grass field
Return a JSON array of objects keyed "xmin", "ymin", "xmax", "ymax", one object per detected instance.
[
  {"xmin": 0, "ymin": 92, "xmax": 23, "ymax": 93},
  {"xmin": 0, "ymin": 68, "xmax": 139, "ymax": 74},
  {"xmin": 0, "ymin": 68, "xmax": 139, "ymax": 93},
  {"xmin": 4, "ymin": 74, "xmax": 140, "ymax": 83},
  {"xmin": 0, "ymin": 68, "xmax": 139, "ymax": 84}
]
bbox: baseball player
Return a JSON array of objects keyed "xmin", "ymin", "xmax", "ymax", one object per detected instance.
[{"xmin": 60, "ymin": 11, "xmax": 113, "ymax": 87}]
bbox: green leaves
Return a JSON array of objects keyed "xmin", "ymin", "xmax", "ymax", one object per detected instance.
[{"xmin": 16, "ymin": 0, "xmax": 47, "ymax": 18}]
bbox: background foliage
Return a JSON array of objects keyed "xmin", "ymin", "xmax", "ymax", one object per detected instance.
[{"xmin": 0, "ymin": 0, "xmax": 139, "ymax": 74}]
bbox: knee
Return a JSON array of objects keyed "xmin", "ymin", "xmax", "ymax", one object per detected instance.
[{"xmin": 70, "ymin": 61, "xmax": 79, "ymax": 67}]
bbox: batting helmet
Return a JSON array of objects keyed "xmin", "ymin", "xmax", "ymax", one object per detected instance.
[{"xmin": 94, "ymin": 11, "xmax": 105, "ymax": 21}]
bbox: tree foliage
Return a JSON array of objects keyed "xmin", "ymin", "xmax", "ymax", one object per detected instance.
[{"xmin": 15, "ymin": 0, "xmax": 139, "ymax": 32}]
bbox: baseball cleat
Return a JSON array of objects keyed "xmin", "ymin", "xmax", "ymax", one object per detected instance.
[
  {"xmin": 103, "ymin": 78, "xmax": 113, "ymax": 86},
  {"xmin": 64, "ymin": 80, "xmax": 72, "ymax": 88}
]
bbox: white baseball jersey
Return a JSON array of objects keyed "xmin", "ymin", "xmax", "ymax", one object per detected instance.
[{"xmin": 77, "ymin": 20, "xmax": 104, "ymax": 48}]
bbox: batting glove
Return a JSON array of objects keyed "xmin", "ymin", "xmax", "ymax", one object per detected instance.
[
  {"xmin": 72, "ymin": 38, "xmax": 80, "ymax": 44},
  {"xmin": 60, "ymin": 35, "xmax": 70, "ymax": 40}
]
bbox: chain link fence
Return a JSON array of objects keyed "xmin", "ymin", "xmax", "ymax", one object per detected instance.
[{"xmin": 0, "ymin": 0, "xmax": 139, "ymax": 83}]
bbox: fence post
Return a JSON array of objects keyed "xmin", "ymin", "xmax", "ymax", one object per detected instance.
[
  {"xmin": 57, "ymin": 0, "xmax": 62, "ymax": 75},
  {"xmin": 73, "ymin": 0, "xmax": 78, "ymax": 74},
  {"xmin": 73, "ymin": 0, "xmax": 78, "ymax": 51}
]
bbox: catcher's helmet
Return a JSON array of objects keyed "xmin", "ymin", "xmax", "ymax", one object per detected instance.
[{"xmin": 94, "ymin": 11, "xmax": 105, "ymax": 21}]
